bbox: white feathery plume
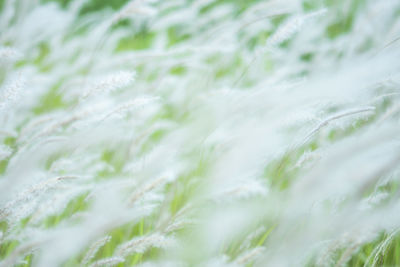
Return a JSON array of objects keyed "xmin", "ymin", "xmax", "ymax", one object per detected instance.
[
  {"xmin": 267, "ymin": 9, "xmax": 327, "ymax": 47},
  {"xmin": 0, "ymin": 74, "xmax": 25, "ymax": 111},
  {"xmin": 81, "ymin": 71, "xmax": 135, "ymax": 100},
  {"xmin": 89, "ymin": 256, "xmax": 125, "ymax": 267},
  {"xmin": 82, "ymin": 235, "xmax": 112, "ymax": 265},
  {"xmin": 115, "ymin": 233, "xmax": 173, "ymax": 257},
  {"xmin": 0, "ymin": 47, "xmax": 22, "ymax": 61}
]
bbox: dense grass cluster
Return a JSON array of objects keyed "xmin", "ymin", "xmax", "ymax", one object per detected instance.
[{"xmin": 1, "ymin": 0, "xmax": 400, "ymax": 266}]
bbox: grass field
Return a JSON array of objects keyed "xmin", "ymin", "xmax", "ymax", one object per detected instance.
[{"xmin": 1, "ymin": 0, "xmax": 400, "ymax": 266}]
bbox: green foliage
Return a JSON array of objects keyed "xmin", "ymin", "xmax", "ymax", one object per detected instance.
[{"xmin": 1, "ymin": 0, "xmax": 400, "ymax": 266}]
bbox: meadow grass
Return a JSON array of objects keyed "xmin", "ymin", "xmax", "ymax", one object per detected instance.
[{"xmin": 1, "ymin": 0, "xmax": 400, "ymax": 266}]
